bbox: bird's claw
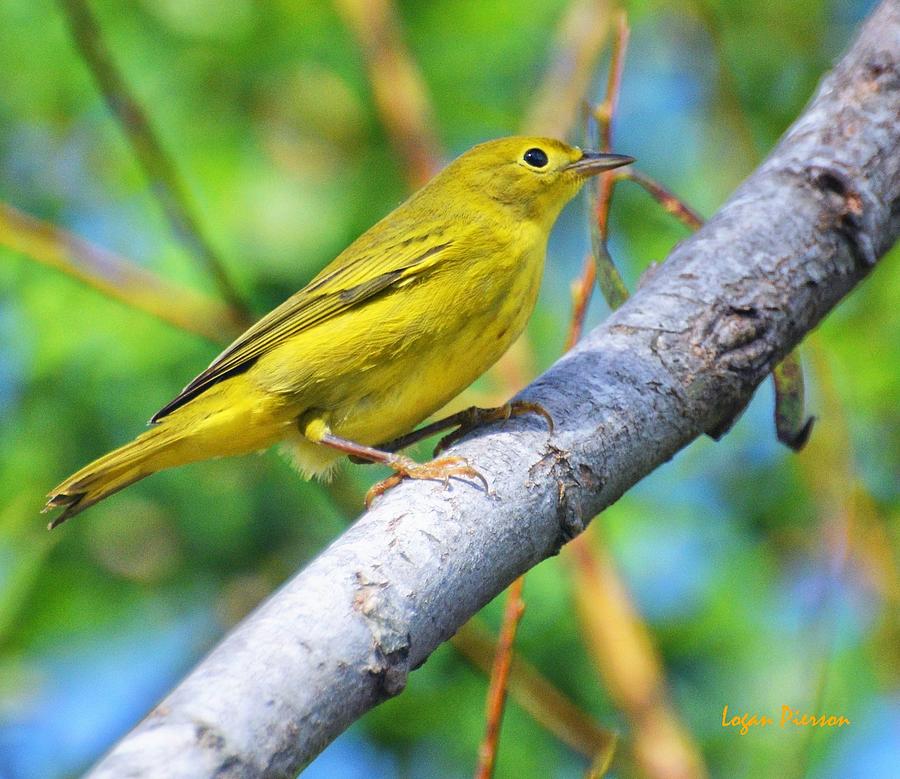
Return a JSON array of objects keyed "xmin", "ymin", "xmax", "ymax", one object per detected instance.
[{"xmin": 365, "ymin": 454, "xmax": 488, "ymax": 507}]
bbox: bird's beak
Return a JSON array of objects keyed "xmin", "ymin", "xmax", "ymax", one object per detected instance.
[{"xmin": 566, "ymin": 151, "xmax": 635, "ymax": 176}]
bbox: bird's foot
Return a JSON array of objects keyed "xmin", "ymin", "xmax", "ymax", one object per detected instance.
[{"xmin": 365, "ymin": 454, "xmax": 488, "ymax": 507}]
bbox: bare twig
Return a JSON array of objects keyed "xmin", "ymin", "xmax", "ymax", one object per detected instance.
[
  {"xmin": 565, "ymin": 255, "xmax": 598, "ymax": 349},
  {"xmin": 594, "ymin": 10, "xmax": 630, "ymax": 154},
  {"xmin": 452, "ymin": 621, "xmax": 617, "ymax": 760},
  {"xmin": 474, "ymin": 577, "xmax": 526, "ymax": 779},
  {"xmin": 569, "ymin": 21, "xmax": 710, "ymax": 773},
  {"xmin": 0, "ymin": 202, "xmax": 242, "ymax": 343},
  {"xmin": 58, "ymin": 0, "xmax": 251, "ymax": 321},
  {"xmin": 480, "ymin": 11, "xmax": 627, "ymax": 761},
  {"xmin": 580, "ymin": 12, "xmax": 631, "ymax": 323},
  {"xmin": 617, "ymin": 169, "xmax": 705, "ymax": 230},
  {"xmin": 473, "ymin": 5, "xmax": 623, "ymax": 761},
  {"xmin": 593, "ymin": 10, "xmax": 630, "ymax": 228}
]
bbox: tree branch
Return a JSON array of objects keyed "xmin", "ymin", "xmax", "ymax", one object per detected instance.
[{"xmin": 87, "ymin": 3, "xmax": 899, "ymax": 776}]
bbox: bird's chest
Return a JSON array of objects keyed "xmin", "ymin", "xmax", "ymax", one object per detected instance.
[
  {"xmin": 424, "ymin": 229, "xmax": 545, "ymax": 356},
  {"xmin": 470, "ymin": 244, "xmax": 544, "ymax": 351},
  {"xmin": 330, "ymin": 233, "xmax": 547, "ymax": 442}
]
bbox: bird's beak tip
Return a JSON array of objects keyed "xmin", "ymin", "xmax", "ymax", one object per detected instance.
[{"xmin": 567, "ymin": 151, "xmax": 635, "ymax": 175}]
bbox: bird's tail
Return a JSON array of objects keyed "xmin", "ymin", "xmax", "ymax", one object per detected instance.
[
  {"xmin": 43, "ymin": 376, "xmax": 305, "ymax": 528},
  {"xmin": 43, "ymin": 423, "xmax": 181, "ymax": 528}
]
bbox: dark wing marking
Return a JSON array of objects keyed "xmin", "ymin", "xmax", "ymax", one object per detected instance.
[{"xmin": 150, "ymin": 240, "xmax": 452, "ymax": 422}]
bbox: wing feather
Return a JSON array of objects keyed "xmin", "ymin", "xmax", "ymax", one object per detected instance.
[{"xmin": 150, "ymin": 234, "xmax": 454, "ymax": 422}]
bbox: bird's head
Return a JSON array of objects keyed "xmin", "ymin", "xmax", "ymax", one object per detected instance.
[{"xmin": 442, "ymin": 136, "xmax": 634, "ymax": 226}]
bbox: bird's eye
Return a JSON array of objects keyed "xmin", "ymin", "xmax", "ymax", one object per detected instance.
[{"xmin": 523, "ymin": 148, "xmax": 549, "ymax": 168}]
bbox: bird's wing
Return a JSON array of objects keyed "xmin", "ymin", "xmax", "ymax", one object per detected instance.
[{"xmin": 151, "ymin": 232, "xmax": 456, "ymax": 422}]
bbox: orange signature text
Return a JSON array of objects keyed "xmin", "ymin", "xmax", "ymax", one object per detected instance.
[
  {"xmin": 779, "ymin": 705, "xmax": 851, "ymax": 729},
  {"xmin": 721, "ymin": 705, "xmax": 850, "ymax": 735}
]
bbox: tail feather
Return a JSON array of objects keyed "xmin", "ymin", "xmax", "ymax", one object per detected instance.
[
  {"xmin": 43, "ymin": 375, "xmax": 297, "ymax": 528},
  {"xmin": 44, "ymin": 425, "xmax": 176, "ymax": 528}
]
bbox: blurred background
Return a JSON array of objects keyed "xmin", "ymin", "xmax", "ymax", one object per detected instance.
[{"xmin": 0, "ymin": 0, "xmax": 896, "ymax": 777}]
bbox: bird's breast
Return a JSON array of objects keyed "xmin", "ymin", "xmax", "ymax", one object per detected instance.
[
  {"xmin": 329, "ymin": 237, "xmax": 547, "ymax": 443},
  {"xmin": 252, "ymin": 226, "xmax": 549, "ymax": 446}
]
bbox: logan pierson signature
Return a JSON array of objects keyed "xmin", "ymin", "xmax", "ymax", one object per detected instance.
[{"xmin": 722, "ymin": 705, "xmax": 851, "ymax": 735}]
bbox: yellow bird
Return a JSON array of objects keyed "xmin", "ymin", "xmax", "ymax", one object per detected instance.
[{"xmin": 44, "ymin": 137, "xmax": 632, "ymax": 527}]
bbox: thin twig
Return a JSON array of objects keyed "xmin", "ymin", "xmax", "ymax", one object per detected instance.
[
  {"xmin": 0, "ymin": 202, "xmax": 242, "ymax": 343},
  {"xmin": 58, "ymin": 0, "xmax": 251, "ymax": 322},
  {"xmin": 584, "ymin": 13, "xmax": 630, "ymax": 317},
  {"xmin": 617, "ymin": 169, "xmax": 705, "ymax": 230},
  {"xmin": 452, "ymin": 621, "xmax": 617, "ymax": 761},
  {"xmin": 595, "ymin": 10, "xmax": 630, "ymax": 153},
  {"xmin": 477, "ymin": 3, "xmax": 620, "ymax": 753},
  {"xmin": 521, "ymin": 0, "xmax": 615, "ymax": 138},
  {"xmin": 564, "ymin": 256, "xmax": 598, "ymax": 349},
  {"xmin": 593, "ymin": 10, "xmax": 630, "ymax": 228},
  {"xmin": 473, "ymin": 576, "xmax": 526, "ymax": 779},
  {"xmin": 570, "ymin": 11, "xmax": 631, "ymax": 345},
  {"xmin": 333, "ymin": 0, "xmax": 441, "ymax": 188}
]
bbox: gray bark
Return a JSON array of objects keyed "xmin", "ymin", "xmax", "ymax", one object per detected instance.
[{"xmin": 88, "ymin": 2, "xmax": 900, "ymax": 777}]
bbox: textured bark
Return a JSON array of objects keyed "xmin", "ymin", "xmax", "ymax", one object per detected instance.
[{"xmin": 88, "ymin": 3, "xmax": 899, "ymax": 777}]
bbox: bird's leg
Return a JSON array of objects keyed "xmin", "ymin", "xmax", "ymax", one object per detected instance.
[
  {"xmin": 355, "ymin": 408, "xmax": 486, "ymax": 457},
  {"xmin": 365, "ymin": 401, "xmax": 554, "ymax": 459},
  {"xmin": 316, "ymin": 432, "xmax": 488, "ymax": 508},
  {"xmin": 433, "ymin": 401, "xmax": 554, "ymax": 455}
]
